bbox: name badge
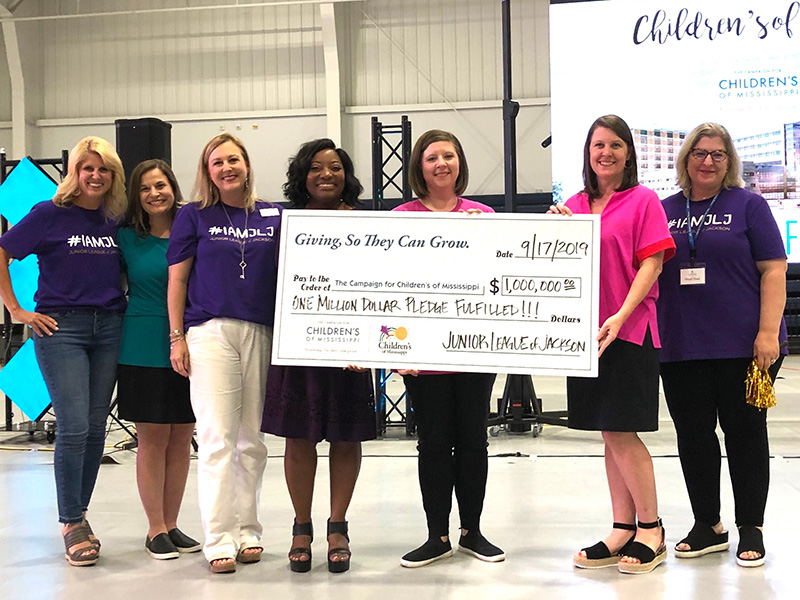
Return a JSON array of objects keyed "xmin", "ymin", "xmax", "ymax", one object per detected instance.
[
  {"xmin": 260, "ymin": 207, "xmax": 280, "ymax": 217},
  {"xmin": 680, "ymin": 262, "xmax": 706, "ymax": 286}
]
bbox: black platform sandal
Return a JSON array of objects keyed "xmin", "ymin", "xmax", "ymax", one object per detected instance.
[
  {"xmin": 675, "ymin": 521, "xmax": 729, "ymax": 559},
  {"xmin": 573, "ymin": 522, "xmax": 636, "ymax": 569},
  {"xmin": 736, "ymin": 526, "xmax": 765, "ymax": 568},
  {"xmin": 618, "ymin": 518, "xmax": 666, "ymax": 574},
  {"xmin": 289, "ymin": 520, "xmax": 313, "ymax": 573},
  {"xmin": 327, "ymin": 519, "xmax": 351, "ymax": 573}
]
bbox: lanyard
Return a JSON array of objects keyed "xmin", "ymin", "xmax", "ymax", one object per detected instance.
[{"xmin": 685, "ymin": 191, "xmax": 720, "ymax": 265}]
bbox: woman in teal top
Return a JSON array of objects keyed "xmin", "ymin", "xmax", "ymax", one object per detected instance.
[{"xmin": 117, "ymin": 160, "xmax": 199, "ymax": 560}]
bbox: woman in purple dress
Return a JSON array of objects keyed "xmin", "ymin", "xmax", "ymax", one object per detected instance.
[{"xmin": 261, "ymin": 138, "xmax": 375, "ymax": 574}]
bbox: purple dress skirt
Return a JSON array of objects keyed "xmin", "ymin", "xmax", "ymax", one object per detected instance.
[{"xmin": 261, "ymin": 365, "xmax": 376, "ymax": 443}]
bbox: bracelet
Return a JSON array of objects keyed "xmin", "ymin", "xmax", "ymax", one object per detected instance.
[{"xmin": 170, "ymin": 329, "xmax": 183, "ymax": 337}]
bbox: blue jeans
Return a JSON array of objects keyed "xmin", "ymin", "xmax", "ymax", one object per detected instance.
[{"xmin": 34, "ymin": 309, "xmax": 123, "ymax": 524}]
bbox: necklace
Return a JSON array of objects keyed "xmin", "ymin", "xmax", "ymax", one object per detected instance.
[{"xmin": 220, "ymin": 202, "xmax": 249, "ymax": 279}]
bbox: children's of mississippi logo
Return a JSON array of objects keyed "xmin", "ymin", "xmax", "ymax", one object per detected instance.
[{"xmin": 378, "ymin": 326, "xmax": 411, "ymax": 354}]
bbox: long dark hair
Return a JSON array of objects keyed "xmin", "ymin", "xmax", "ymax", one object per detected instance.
[
  {"xmin": 123, "ymin": 159, "xmax": 182, "ymax": 237},
  {"xmin": 283, "ymin": 138, "xmax": 362, "ymax": 208},
  {"xmin": 582, "ymin": 115, "xmax": 638, "ymax": 199}
]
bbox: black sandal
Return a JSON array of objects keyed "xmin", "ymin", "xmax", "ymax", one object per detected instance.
[
  {"xmin": 327, "ymin": 519, "xmax": 351, "ymax": 573},
  {"xmin": 675, "ymin": 521, "xmax": 729, "ymax": 558},
  {"xmin": 289, "ymin": 520, "xmax": 313, "ymax": 573},
  {"xmin": 736, "ymin": 526, "xmax": 765, "ymax": 568},
  {"xmin": 573, "ymin": 522, "xmax": 636, "ymax": 569},
  {"xmin": 618, "ymin": 518, "xmax": 667, "ymax": 574},
  {"xmin": 63, "ymin": 524, "xmax": 99, "ymax": 567}
]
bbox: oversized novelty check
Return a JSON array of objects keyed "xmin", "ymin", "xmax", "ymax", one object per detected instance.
[{"xmin": 271, "ymin": 210, "xmax": 600, "ymax": 377}]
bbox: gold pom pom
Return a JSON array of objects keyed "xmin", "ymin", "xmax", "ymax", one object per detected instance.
[{"xmin": 745, "ymin": 359, "xmax": 777, "ymax": 410}]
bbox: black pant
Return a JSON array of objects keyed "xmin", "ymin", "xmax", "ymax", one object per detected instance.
[
  {"xmin": 660, "ymin": 357, "xmax": 782, "ymax": 528},
  {"xmin": 403, "ymin": 372, "xmax": 496, "ymax": 538}
]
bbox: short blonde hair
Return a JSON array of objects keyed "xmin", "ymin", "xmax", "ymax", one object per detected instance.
[
  {"xmin": 676, "ymin": 123, "xmax": 744, "ymax": 195},
  {"xmin": 53, "ymin": 136, "xmax": 127, "ymax": 221},
  {"xmin": 191, "ymin": 133, "xmax": 257, "ymax": 210}
]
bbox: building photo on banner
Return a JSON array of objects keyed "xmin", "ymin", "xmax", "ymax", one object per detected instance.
[
  {"xmin": 551, "ymin": 0, "xmax": 800, "ymax": 260},
  {"xmin": 1, "ymin": 1, "xmax": 800, "ymax": 599}
]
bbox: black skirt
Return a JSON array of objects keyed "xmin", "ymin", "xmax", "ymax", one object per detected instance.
[
  {"xmin": 116, "ymin": 364, "xmax": 194, "ymax": 424},
  {"xmin": 566, "ymin": 329, "xmax": 659, "ymax": 432}
]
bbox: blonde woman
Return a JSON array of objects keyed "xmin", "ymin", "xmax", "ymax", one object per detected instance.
[
  {"xmin": 658, "ymin": 123, "xmax": 787, "ymax": 568},
  {"xmin": 0, "ymin": 136, "xmax": 127, "ymax": 566},
  {"xmin": 167, "ymin": 133, "xmax": 282, "ymax": 573}
]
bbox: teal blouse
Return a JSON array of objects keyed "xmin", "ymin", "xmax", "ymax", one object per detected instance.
[{"xmin": 117, "ymin": 228, "xmax": 171, "ymax": 368}]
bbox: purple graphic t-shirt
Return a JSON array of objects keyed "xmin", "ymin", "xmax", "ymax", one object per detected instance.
[
  {"xmin": 167, "ymin": 200, "xmax": 282, "ymax": 328},
  {"xmin": 0, "ymin": 201, "xmax": 125, "ymax": 312},
  {"xmin": 658, "ymin": 186, "xmax": 788, "ymax": 362}
]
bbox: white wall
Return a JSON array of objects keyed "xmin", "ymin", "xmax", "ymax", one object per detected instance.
[
  {"xmin": 1, "ymin": 0, "xmax": 553, "ymax": 195},
  {"xmin": 33, "ymin": 102, "xmax": 552, "ymax": 203},
  {"xmin": 0, "ymin": 126, "xmax": 11, "ymax": 156},
  {"xmin": 0, "ymin": 26, "xmax": 10, "ymax": 122}
]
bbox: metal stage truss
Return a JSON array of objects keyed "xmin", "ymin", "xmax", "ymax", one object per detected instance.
[
  {"xmin": 370, "ymin": 116, "xmax": 414, "ymax": 436},
  {"xmin": 1, "ymin": 151, "xmax": 68, "ymax": 436}
]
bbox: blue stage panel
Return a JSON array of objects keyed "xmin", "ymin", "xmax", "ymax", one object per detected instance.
[
  {"xmin": 0, "ymin": 338, "xmax": 51, "ymax": 422},
  {"xmin": 8, "ymin": 255, "xmax": 39, "ymax": 313},
  {"xmin": 0, "ymin": 158, "xmax": 57, "ymax": 226}
]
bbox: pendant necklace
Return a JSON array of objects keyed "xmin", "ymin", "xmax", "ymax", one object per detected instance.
[{"xmin": 220, "ymin": 202, "xmax": 249, "ymax": 279}]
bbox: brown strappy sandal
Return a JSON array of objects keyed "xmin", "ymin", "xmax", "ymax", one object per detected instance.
[
  {"xmin": 63, "ymin": 524, "xmax": 99, "ymax": 567},
  {"xmin": 82, "ymin": 519, "xmax": 101, "ymax": 552}
]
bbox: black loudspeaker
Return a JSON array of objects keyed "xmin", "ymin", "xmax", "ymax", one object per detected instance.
[{"xmin": 115, "ymin": 117, "xmax": 172, "ymax": 184}]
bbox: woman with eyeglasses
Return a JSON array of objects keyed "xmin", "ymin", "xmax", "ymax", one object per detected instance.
[{"xmin": 657, "ymin": 123, "xmax": 787, "ymax": 568}]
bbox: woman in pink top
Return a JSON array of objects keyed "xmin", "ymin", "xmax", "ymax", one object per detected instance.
[
  {"xmin": 393, "ymin": 130, "xmax": 504, "ymax": 568},
  {"xmin": 550, "ymin": 115, "xmax": 675, "ymax": 574}
]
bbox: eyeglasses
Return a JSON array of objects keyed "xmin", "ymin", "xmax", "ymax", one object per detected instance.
[{"xmin": 690, "ymin": 149, "xmax": 728, "ymax": 162}]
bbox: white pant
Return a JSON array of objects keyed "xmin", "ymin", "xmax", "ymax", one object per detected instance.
[{"xmin": 186, "ymin": 318, "xmax": 272, "ymax": 561}]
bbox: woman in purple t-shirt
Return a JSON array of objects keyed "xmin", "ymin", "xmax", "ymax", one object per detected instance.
[
  {"xmin": 658, "ymin": 123, "xmax": 787, "ymax": 568},
  {"xmin": 550, "ymin": 115, "xmax": 675, "ymax": 574},
  {"xmin": 0, "ymin": 136, "xmax": 127, "ymax": 567},
  {"xmin": 167, "ymin": 133, "xmax": 282, "ymax": 573},
  {"xmin": 393, "ymin": 130, "xmax": 504, "ymax": 568}
]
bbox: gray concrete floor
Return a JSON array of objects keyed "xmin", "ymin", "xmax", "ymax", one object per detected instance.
[{"xmin": 1, "ymin": 359, "xmax": 799, "ymax": 599}]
